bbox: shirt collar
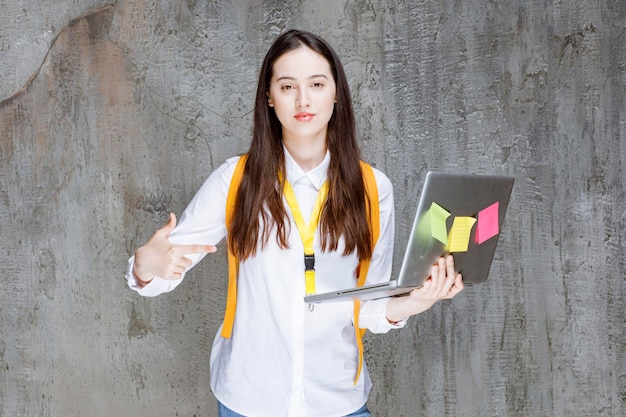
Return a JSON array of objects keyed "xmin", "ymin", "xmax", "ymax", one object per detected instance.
[{"xmin": 284, "ymin": 147, "xmax": 330, "ymax": 191}]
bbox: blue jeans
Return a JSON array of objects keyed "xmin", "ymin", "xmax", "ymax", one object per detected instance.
[{"xmin": 218, "ymin": 402, "xmax": 370, "ymax": 417}]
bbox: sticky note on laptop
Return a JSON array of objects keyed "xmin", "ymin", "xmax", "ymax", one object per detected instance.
[
  {"xmin": 429, "ymin": 202, "xmax": 451, "ymax": 244},
  {"xmin": 476, "ymin": 202, "xmax": 500, "ymax": 244},
  {"xmin": 448, "ymin": 216, "xmax": 476, "ymax": 252}
]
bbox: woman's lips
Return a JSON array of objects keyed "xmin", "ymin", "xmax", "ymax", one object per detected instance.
[{"xmin": 294, "ymin": 112, "xmax": 315, "ymax": 122}]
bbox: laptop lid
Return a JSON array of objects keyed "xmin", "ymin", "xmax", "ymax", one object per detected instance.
[{"xmin": 304, "ymin": 171, "xmax": 514, "ymax": 303}]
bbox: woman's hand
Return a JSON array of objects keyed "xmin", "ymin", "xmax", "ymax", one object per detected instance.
[
  {"xmin": 133, "ymin": 213, "xmax": 217, "ymax": 287},
  {"xmin": 385, "ymin": 255, "xmax": 464, "ymax": 323}
]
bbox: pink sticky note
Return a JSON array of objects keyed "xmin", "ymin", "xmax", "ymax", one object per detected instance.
[{"xmin": 476, "ymin": 202, "xmax": 499, "ymax": 244}]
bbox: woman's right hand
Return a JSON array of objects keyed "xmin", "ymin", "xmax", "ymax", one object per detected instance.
[{"xmin": 132, "ymin": 213, "xmax": 217, "ymax": 286}]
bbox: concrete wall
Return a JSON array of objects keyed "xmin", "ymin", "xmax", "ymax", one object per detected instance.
[{"xmin": 0, "ymin": 1, "xmax": 623, "ymax": 416}]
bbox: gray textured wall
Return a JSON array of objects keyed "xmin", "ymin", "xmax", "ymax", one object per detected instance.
[{"xmin": 0, "ymin": 1, "xmax": 624, "ymax": 416}]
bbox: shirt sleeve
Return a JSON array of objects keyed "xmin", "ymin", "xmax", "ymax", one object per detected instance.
[
  {"xmin": 125, "ymin": 255, "xmax": 184, "ymax": 296},
  {"xmin": 125, "ymin": 156, "xmax": 241, "ymax": 296},
  {"xmin": 357, "ymin": 167, "xmax": 408, "ymax": 333},
  {"xmin": 359, "ymin": 298, "xmax": 407, "ymax": 333}
]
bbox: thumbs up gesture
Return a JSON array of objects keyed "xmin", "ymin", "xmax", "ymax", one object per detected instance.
[{"xmin": 132, "ymin": 213, "xmax": 217, "ymax": 286}]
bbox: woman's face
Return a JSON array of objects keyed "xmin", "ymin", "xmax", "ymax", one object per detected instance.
[{"xmin": 267, "ymin": 46, "xmax": 337, "ymax": 144}]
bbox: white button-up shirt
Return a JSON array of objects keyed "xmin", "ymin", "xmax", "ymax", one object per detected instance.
[{"xmin": 126, "ymin": 150, "xmax": 404, "ymax": 417}]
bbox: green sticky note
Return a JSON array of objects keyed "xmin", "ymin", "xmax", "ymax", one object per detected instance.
[{"xmin": 429, "ymin": 202, "xmax": 451, "ymax": 244}]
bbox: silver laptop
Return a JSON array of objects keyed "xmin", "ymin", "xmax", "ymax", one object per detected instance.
[{"xmin": 304, "ymin": 171, "xmax": 514, "ymax": 303}]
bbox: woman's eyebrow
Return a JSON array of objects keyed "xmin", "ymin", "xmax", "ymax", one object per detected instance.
[{"xmin": 275, "ymin": 74, "xmax": 329, "ymax": 82}]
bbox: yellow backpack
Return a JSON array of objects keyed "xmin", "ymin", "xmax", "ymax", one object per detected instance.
[{"xmin": 221, "ymin": 154, "xmax": 380, "ymax": 384}]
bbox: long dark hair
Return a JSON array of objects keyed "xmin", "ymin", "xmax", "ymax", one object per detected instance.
[{"xmin": 228, "ymin": 29, "xmax": 372, "ymax": 262}]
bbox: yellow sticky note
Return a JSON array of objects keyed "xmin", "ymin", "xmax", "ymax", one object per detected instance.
[
  {"xmin": 429, "ymin": 202, "xmax": 450, "ymax": 244},
  {"xmin": 448, "ymin": 216, "xmax": 477, "ymax": 252}
]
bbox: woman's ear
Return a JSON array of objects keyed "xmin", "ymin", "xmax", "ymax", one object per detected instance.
[{"xmin": 268, "ymin": 98, "xmax": 274, "ymax": 107}]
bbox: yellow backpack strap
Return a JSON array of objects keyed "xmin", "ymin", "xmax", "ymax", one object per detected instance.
[
  {"xmin": 353, "ymin": 161, "xmax": 380, "ymax": 384},
  {"xmin": 221, "ymin": 155, "xmax": 248, "ymax": 338}
]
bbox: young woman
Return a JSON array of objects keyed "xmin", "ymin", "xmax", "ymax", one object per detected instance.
[{"xmin": 126, "ymin": 29, "xmax": 464, "ymax": 417}]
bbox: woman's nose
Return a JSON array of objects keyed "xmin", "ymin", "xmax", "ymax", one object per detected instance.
[{"xmin": 296, "ymin": 88, "xmax": 310, "ymax": 108}]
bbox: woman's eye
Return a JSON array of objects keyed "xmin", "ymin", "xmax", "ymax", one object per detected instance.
[
  {"xmin": 312, "ymin": 82, "xmax": 324, "ymax": 88},
  {"xmin": 281, "ymin": 84, "xmax": 294, "ymax": 91}
]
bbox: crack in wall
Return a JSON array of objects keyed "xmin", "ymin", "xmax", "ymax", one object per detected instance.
[{"xmin": 0, "ymin": 3, "xmax": 117, "ymax": 107}]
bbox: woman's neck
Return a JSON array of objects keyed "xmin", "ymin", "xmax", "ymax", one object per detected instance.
[{"xmin": 283, "ymin": 136, "xmax": 327, "ymax": 171}]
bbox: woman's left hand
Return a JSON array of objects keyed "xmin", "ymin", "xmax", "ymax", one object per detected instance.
[{"xmin": 385, "ymin": 255, "xmax": 464, "ymax": 323}]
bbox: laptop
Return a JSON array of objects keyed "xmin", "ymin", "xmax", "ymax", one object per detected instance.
[{"xmin": 304, "ymin": 171, "xmax": 514, "ymax": 303}]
